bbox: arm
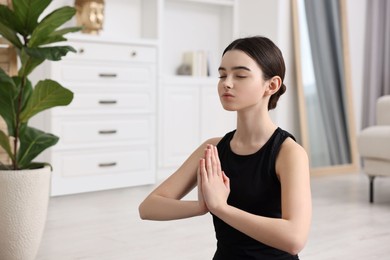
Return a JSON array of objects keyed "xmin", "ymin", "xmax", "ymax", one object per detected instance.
[
  {"xmin": 201, "ymin": 140, "xmax": 311, "ymax": 255},
  {"xmin": 138, "ymin": 138, "xmax": 221, "ymax": 220}
]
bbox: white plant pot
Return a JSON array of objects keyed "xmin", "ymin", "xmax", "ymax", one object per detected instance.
[{"xmin": 0, "ymin": 166, "xmax": 51, "ymax": 260}]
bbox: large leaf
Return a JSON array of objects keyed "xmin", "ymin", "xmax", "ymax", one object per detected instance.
[
  {"xmin": 25, "ymin": 162, "xmax": 52, "ymax": 170},
  {"xmin": 17, "ymin": 126, "xmax": 58, "ymax": 168},
  {"xmin": 38, "ymin": 26, "xmax": 82, "ymax": 46},
  {"xmin": 24, "ymin": 45, "xmax": 76, "ymax": 61},
  {"xmin": 20, "ymin": 79, "xmax": 73, "ymax": 122},
  {"xmin": 0, "ymin": 5, "xmax": 24, "ymax": 35},
  {"xmin": 12, "ymin": 0, "xmax": 51, "ymax": 35},
  {"xmin": 18, "ymin": 47, "xmax": 44, "ymax": 76},
  {"xmin": 51, "ymin": 26, "xmax": 82, "ymax": 37},
  {"xmin": 12, "ymin": 76, "xmax": 33, "ymax": 114},
  {"xmin": 0, "ymin": 69, "xmax": 18, "ymax": 136},
  {"xmin": 28, "ymin": 6, "xmax": 76, "ymax": 47},
  {"xmin": 0, "ymin": 129, "xmax": 14, "ymax": 160},
  {"xmin": 0, "ymin": 21, "xmax": 23, "ymax": 48}
]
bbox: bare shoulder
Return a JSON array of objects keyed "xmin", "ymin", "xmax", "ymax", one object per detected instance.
[
  {"xmin": 276, "ymin": 137, "xmax": 309, "ymax": 176},
  {"xmin": 280, "ymin": 137, "xmax": 308, "ymax": 159}
]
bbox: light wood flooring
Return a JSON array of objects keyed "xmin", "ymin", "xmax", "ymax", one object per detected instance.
[{"xmin": 36, "ymin": 172, "xmax": 390, "ymax": 260}]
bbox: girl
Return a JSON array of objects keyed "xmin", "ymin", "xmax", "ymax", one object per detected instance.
[{"xmin": 139, "ymin": 36, "xmax": 311, "ymax": 259}]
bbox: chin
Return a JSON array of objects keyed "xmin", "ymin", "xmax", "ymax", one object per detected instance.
[{"xmin": 221, "ymin": 104, "xmax": 237, "ymax": 111}]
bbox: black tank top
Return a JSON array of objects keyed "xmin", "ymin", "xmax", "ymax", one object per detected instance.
[{"xmin": 213, "ymin": 127, "xmax": 299, "ymax": 260}]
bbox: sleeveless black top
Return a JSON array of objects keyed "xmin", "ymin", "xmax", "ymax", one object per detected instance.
[{"xmin": 213, "ymin": 127, "xmax": 299, "ymax": 260}]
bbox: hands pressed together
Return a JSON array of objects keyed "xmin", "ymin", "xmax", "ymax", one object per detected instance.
[{"xmin": 197, "ymin": 144, "xmax": 230, "ymax": 215}]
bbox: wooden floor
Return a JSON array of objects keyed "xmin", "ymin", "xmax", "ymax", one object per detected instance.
[{"xmin": 36, "ymin": 172, "xmax": 390, "ymax": 260}]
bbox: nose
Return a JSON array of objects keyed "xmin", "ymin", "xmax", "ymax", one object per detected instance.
[{"xmin": 222, "ymin": 77, "xmax": 233, "ymax": 89}]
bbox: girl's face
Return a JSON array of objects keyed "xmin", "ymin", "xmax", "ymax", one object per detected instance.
[{"xmin": 218, "ymin": 50, "xmax": 269, "ymax": 112}]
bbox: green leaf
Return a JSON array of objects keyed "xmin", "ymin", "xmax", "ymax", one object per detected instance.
[
  {"xmin": 24, "ymin": 45, "xmax": 76, "ymax": 61},
  {"xmin": 12, "ymin": 0, "xmax": 51, "ymax": 35},
  {"xmin": 0, "ymin": 129, "xmax": 14, "ymax": 160},
  {"xmin": 18, "ymin": 48, "xmax": 45, "ymax": 76},
  {"xmin": 20, "ymin": 79, "xmax": 73, "ymax": 122},
  {"xmin": 0, "ymin": 21, "xmax": 23, "ymax": 48},
  {"xmin": 28, "ymin": 6, "xmax": 76, "ymax": 47},
  {"xmin": 12, "ymin": 76, "xmax": 33, "ymax": 114},
  {"xmin": 25, "ymin": 161, "xmax": 52, "ymax": 170},
  {"xmin": 51, "ymin": 26, "xmax": 82, "ymax": 37},
  {"xmin": 0, "ymin": 5, "xmax": 24, "ymax": 35},
  {"xmin": 17, "ymin": 126, "xmax": 58, "ymax": 168},
  {"xmin": 0, "ymin": 69, "xmax": 18, "ymax": 136},
  {"xmin": 0, "ymin": 67, "xmax": 16, "ymax": 87},
  {"xmin": 38, "ymin": 26, "xmax": 82, "ymax": 46}
]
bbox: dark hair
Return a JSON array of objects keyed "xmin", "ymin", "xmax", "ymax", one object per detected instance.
[{"xmin": 222, "ymin": 36, "xmax": 286, "ymax": 110}]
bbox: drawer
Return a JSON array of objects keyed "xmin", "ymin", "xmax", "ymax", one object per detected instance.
[
  {"xmin": 58, "ymin": 91, "xmax": 154, "ymax": 114},
  {"xmin": 60, "ymin": 63, "xmax": 154, "ymax": 84},
  {"xmin": 65, "ymin": 41, "xmax": 156, "ymax": 63},
  {"xmin": 52, "ymin": 116, "xmax": 153, "ymax": 146},
  {"xmin": 53, "ymin": 147, "xmax": 152, "ymax": 177}
]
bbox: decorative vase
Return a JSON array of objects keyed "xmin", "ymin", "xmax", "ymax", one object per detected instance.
[{"xmin": 0, "ymin": 166, "xmax": 51, "ymax": 260}]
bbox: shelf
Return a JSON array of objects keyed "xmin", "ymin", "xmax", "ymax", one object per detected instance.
[
  {"xmin": 163, "ymin": 0, "xmax": 235, "ymax": 77},
  {"xmin": 171, "ymin": 0, "xmax": 235, "ymax": 7},
  {"xmin": 67, "ymin": 33, "xmax": 159, "ymax": 47},
  {"xmin": 162, "ymin": 75, "xmax": 219, "ymax": 85}
]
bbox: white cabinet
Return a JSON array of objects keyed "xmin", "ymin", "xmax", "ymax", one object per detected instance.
[
  {"xmin": 200, "ymin": 84, "xmax": 236, "ymax": 141},
  {"xmin": 160, "ymin": 82, "xmax": 200, "ymax": 168},
  {"xmin": 158, "ymin": 78, "xmax": 236, "ymax": 173},
  {"xmin": 33, "ymin": 0, "xmax": 239, "ymax": 191},
  {"xmin": 158, "ymin": 0, "xmax": 238, "ymax": 176},
  {"xmin": 32, "ymin": 40, "xmax": 157, "ymax": 195}
]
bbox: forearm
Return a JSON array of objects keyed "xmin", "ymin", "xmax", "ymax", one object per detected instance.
[
  {"xmin": 139, "ymin": 195, "xmax": 206, "ymax": 221},
  {"xmin": 214, "ymin": 205, "xmax": 308, "ymax": 255}
]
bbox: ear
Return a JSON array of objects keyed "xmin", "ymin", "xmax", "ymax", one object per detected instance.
[{"xmin": 264, "ymin": 76, "xmax": 282, "ymax": 96}]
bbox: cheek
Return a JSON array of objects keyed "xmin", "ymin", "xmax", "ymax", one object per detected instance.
[{"xmin": 217, "ymin": 81, "xmax": 224, "ymax": 94}]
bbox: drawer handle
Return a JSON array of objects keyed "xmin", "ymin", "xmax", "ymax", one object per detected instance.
[
  {"xmin": 99, "ymin": 100, "xmax": 117, "ymax": 105},
  {"xmin": 131, "ymin": 51, "xmax": 137, "ymax": 57},
  {"xmin": 99, "ymin": 73, "xmax": 117, "ymax": 78},
  {"xmin": 98, "ymin": 162, "xmax": 117, "ymax": 167},
  {"xmin": 78, "ymin": 48, "xmax": 85, "ymax": 54},
  {"xmin": 99, "ymin": 130, "xmax": 117, "ymax": 134}
]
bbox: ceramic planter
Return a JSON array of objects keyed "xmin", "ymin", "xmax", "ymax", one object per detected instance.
[{"xmin": 0, "ymin": 166, "xmax": 51, "ymax": 260}]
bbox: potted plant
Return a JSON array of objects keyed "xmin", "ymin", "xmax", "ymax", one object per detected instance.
[{"xmin": 0, "ymin": 1, "xmax": 80, "ymax": 259}]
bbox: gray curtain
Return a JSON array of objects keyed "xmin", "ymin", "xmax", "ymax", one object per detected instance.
[
  {"xmin": 304, "ymin": 0, "xmax": 351, "ymax": 165},
  {"xmin": 362, "ymin": 0, "xmax": 390, "ymax": 128}
]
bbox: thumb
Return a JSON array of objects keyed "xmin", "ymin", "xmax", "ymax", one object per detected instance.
[{"xmin": 222, "ymin": 171, "xmax": 230, "ymax": 187}]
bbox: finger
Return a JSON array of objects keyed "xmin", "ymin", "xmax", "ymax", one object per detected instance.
[
  {"xmin": 208, "ymin": 145, "xmax": 221, "ymax": 178},
  {"xmin": 205, "ymin": 148, "xmax": 213, "ymax": 176},
  {"xmin": 222, "ymin": 171, "xmax": 230, "ymax": 189},
  {"xmin": 199, "ymin": 158, "xmax": 208, "ymax": 182},
  {"xmin": 209, "ymin": 145, "xmax": 217, "ymax": 172},
  {"xmin": 212, "ymin": 145, "xmax": 222, "ymax": 175},
  {"xmin": 197, "ymin": 162, "xmax": 201, "ymax": 186}
]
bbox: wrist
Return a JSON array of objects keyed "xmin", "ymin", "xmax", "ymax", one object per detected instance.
[
  {"xmin": 209, "ymin": 203, "xmax": 229, "ymax": 217},
  {"xmin": 197, "ymin": 202, "xmax": 209, "ymax": 216}
]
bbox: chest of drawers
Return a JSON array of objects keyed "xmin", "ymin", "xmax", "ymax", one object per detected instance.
[{"xmin": 31, "ymin": 40, "xmax": 157, "ymax": 195}]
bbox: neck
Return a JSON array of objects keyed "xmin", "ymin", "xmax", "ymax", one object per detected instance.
[{"xmin": 234, "ymin": 108, "xmax": 277, "ymax": 144}]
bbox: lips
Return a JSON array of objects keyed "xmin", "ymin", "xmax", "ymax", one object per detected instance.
[{"xmin": 222, "ymin": 93, "xmax": 234, "ymax": 98}]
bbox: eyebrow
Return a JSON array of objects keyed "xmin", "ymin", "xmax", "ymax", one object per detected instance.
[{"xmin": 218, "ymin": 66, "xmax": 251, "ymax": 72}]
